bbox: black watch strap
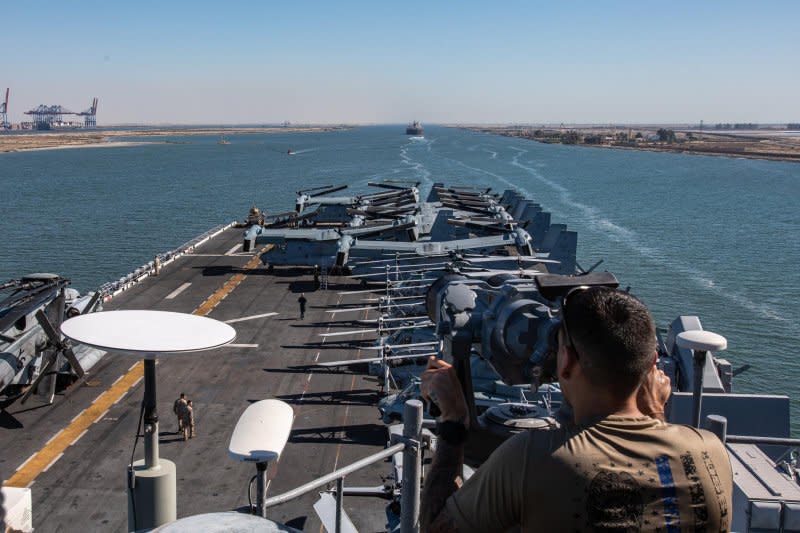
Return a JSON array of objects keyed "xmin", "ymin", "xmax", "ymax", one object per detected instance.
[{"xmin": 437, "ymin": 420, "xmax": 468, "ymax": 445}]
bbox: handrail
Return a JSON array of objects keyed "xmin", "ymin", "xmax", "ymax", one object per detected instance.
[
  {"xmin": 726, "ymin": 436, "xmax": 800, "ymax": 447},
  {"xmin": 262, "ymin": 400, "xmax": 425, "ymax": 533},
  {"xmin": 98, "ymin": 221, "xmax": 235, "ymax": 298},
  {"xmin": 705, "ymin": 415, "xmax": 800, "ymax": 447},
  {"xmin": 263, "ymin": 442, "xmax": 404, "ymax": 508}
]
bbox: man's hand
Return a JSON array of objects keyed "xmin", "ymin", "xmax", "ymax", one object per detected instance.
[
  {"xmin": 637, "ymin": 364, "xmax": 671, "ymax": 420},
  {"xmin": 421, "ymin": 357, "xmax": 469, "ymax": 427}
]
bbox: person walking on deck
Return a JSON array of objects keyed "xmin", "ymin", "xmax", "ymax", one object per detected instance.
[
  {"xmin": 298, "ymin": 293, "xmax": 307, "ymax": 319},
  {"xmin": 173, "ymin": 393, "xmax": 187, "ymax": 433},
  {"xmin": 182, "ymin": 400, "xmax": 195, "ymax": 440}
]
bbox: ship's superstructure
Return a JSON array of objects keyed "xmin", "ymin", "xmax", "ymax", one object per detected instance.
[{"xmin": 405, "ymin": 121, "xmax": 423, "ymax": 135}]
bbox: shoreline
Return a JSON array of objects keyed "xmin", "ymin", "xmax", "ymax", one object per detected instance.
[
  {"xmin": 463, "ymin": 126, "xmax": 800, "ymax": 163},
  {"xmin": 0, "ymin": 125, "xmax": 352, "ymax": 153},
  {"xmin": 5, "ymin": 141, "xmax": 161, "ymax": 153}
]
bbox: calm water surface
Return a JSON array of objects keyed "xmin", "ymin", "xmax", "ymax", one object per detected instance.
[{"xmin": 2, "ymin": 126, "xmax": 798, "ymax": 430}]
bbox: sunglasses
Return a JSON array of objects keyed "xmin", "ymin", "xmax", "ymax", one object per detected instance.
[{"xmin": 559, "ymin": 285, "xmax": 590, "ymax": 360}]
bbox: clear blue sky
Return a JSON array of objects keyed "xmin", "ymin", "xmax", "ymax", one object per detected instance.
[{"xmin": 3, "ymin": 1, "xmax": 798, "ymax": 124}]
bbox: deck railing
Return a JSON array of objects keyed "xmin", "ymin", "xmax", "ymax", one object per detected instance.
[
  {"xmin": 98, "ymin": 221, "xmax": 235, "ymax": 299},
  {"xmin": 263, "ymin": 400, "xmax": 426, "ymax": 533}
]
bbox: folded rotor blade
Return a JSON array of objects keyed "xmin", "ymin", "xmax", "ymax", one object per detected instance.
[
  {"xmin": 19, "ymin": 353, "xmax": 58, "ymax": 404},
  {"xmin": 36, "ymin": 310, "xmax": 85, "ymax": 378}
]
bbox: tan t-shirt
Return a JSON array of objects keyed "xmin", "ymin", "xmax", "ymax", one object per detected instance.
[{"xmin": 446, "ymin": 416, "xmax": 732, "ymax": 532}]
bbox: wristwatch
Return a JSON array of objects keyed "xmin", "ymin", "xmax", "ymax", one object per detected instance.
[{"xmin": 437, "ymin": 420, "xmax": 468, "ymax": 445}]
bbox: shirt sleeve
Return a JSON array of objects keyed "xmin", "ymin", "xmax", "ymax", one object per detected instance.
[{"xmin": 445, "ymin": 432, "xmax": 528, "ymax": 533}]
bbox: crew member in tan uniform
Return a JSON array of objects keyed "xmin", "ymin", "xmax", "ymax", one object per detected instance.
[
  {"xmin": 182, "ymin": 399, "xmax": 195, "ymax": 440},
  {"xmin": 420, "ymin": 287, "xmax": 732, "ymax": 532},
  {"xmin": 173, "ymin": 393, "xmax": 187, "ymax": 433}
]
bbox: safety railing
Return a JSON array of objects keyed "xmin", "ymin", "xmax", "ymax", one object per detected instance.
[
  {"xmin": 263, "ymin": 400, "xmax": 426, "ymax": 533},
  {"xmin": 98, "ymin": 221, "xmax": 235, "ymax": 299}
]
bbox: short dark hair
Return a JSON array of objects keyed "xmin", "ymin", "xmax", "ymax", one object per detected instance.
[
  {"xmin": 564, "ymin": 287, "xmax": 655, "ymax": 397},
  {"xmin": 180, "ymin": 393, "xmax": 186, "ymax": 398}
]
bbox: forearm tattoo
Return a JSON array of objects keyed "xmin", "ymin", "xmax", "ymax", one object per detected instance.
[{"xmin": 420, "ymin": 440, "xmax": 464, "ymax": 532}]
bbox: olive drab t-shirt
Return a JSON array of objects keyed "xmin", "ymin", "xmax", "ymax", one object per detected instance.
[{"xmin": 445, "ymin": 416, "xmax": 732, "ymax": 532}]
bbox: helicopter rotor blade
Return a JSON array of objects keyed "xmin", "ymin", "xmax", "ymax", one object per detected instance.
[
  {"xmin": 314, "ymin": 184, "xmax": 349, "ymax": 197},
  {"xmin": 19, "ymin": 353, "xmax": 58, "ymax": 404},
  {"xmin": 35, "ymin": 310, "xmax": 85, "ymax": 379},
  {"xmin": 82, "ymin": 291, "xmax": 102, "ymax": 314},
  {"xmin": 360, "ymin": 341, "xmax": 440, "ymax": 351}
]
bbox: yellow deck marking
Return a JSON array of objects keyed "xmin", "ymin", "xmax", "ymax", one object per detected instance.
[
  {"xmin": 3, "ymin": 244, "xmax": 271, "ymax": 488},
  {"xmin": 5, "ymin": 361, "xmax": 144, "ymax": 487},
  {"xmin": 194, "ymin": 246, "xmax": 270, "ymax": 316}
]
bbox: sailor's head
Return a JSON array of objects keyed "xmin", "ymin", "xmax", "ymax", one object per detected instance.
[
  {"xmin": 180, "ymin": 392, "xmax": 186, "ymax": 399},
  {"xmin": 556, "ymin": 287, "xmax": 656, "ymax": 404}
]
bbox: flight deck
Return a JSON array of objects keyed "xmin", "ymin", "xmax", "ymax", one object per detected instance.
[{"xmin": 1, "ymin": 225, "xmax": 391, "ymax": 532}]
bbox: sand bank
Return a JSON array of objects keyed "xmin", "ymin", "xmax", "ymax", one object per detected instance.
[
  {"xmin": 462, "ymin": 126, "xmax": 800, "ymax": 163},
  {"xmin": 0, "ymin": 126, "xmax": 351, "ymax": 153}
]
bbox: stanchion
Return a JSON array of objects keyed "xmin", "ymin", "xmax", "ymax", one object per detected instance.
[{"xmin": 401, "ymin": 400, "xmax": 423, "ymax": 533}]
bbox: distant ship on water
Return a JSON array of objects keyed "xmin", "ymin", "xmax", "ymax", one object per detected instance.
[{"xmin": 405, "ymin": 121, "xmax": 424, "ymax": 135}]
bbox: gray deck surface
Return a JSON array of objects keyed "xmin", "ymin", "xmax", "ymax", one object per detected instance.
[{"xmin": 1, "ymin": 226, "xmax": 394, "ymax": 532}]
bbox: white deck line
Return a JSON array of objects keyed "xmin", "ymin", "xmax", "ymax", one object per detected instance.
[
  {"xmin": 42, "ymin": 452, "xmax": 64, "ymax": 473},
  {"xmin": 227, "ymin": 343, "xmax": 259, "ymax": 348},
  {"xmin": 45, "ymin": 431, "xmax": 62, "ymax": 446},
  {"xmin": 15, "ymin": 453, "xmax": 38, "ymax": 472},
  {"xmin": 165, "ymin": 282, "xmax": 192, "ymax": 300},
  {"xmin": 224, "ymin": 312, "xmax": 278, "ymax": 324},
  {"xmin": 69, "ymin": 429, "xmax": 89, "ymax": 447},
  {"xmin": 224, "ymin": 243, "xmax": 242, "ymax": 255}
]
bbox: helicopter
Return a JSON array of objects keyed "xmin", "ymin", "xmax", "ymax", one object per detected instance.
[{"xmin": 0, "ymin": 274, "xmax": 104, "ymax": 405}]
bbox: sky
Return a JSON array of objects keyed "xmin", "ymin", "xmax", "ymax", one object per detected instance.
[{"xmin": 3, "ymin": 1, "xmax": 798, "ymax": 125}]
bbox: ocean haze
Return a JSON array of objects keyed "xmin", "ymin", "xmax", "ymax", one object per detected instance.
[{"xmin": 1, "ymin": 125, "xmax": 798, "ymax": 432}]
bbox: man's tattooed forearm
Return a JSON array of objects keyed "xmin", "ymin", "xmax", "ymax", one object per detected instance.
[{"xmin": 420, "ymin": 441, "xmax": 464, "ymax": 532}]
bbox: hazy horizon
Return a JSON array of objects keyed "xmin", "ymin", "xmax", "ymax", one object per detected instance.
[{"xmin": 4, "ymin": 1, "xmax": 798, "ymax": 125}]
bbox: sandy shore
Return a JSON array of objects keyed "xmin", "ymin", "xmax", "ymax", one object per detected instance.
[
  {"xmin": 462, "ymin": 126, "xmax": 800, "ymax": 163},
  {"xmin": 0, "ymin": 126, "xmax": 351, "ymax": 153}
]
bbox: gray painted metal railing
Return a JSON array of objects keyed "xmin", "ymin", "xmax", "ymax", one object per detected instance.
[
  {"xmin": 705, "ymin": 414, "xmax": 800, "ymax": 447},
  {"xmin": 264, "ymin": 400, "xmax": 425, "ymax": 533}
]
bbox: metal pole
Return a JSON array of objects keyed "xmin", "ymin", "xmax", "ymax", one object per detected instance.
[
  {"xmin": 143, "ymin": 357, "xmax": 159, "ymax": 468},
  {"xmin": 401, "ymin": 400, "xmax": 423, "ymax": 533},
  {"xmin": 335, "ymin": 477, "xmax": 344, "ymax": 533},
  {"xmin": 256, "ymin": 462, "xmax": 268, "ymax": 518},
  {"xmin": 726, "ymin": 435, "xmax": 800, "ymax": 446},
  {"xmin": 704, "ymin": 414, "xmax": 727, "ymax": 443},
  {"xmin": 264, "ymin": 443, "xmax": 404, "ymax": 507},
  {"xmin": 691, "ymin": 349, "xmax": 707, "ymax": 428}
]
